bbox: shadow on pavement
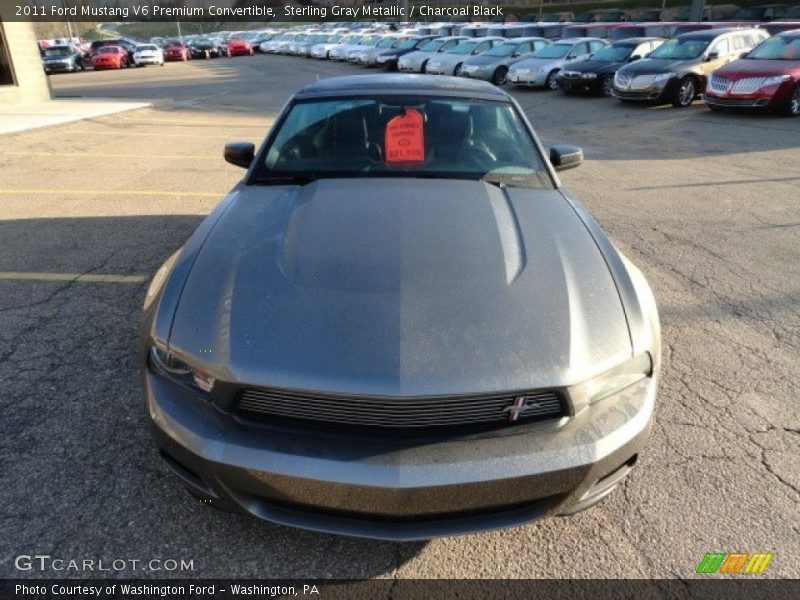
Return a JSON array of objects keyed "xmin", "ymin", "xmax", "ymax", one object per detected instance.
[{"xmin": 0, "ymin": 215, "xmax": 426, "ymax": 578}]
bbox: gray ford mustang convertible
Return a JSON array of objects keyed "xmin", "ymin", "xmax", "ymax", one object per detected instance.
[{"xmin": 142, "ymin": 75, "xmax": 661, "ymax": 540}]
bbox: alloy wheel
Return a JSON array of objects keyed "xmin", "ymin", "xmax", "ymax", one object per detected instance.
[
  {"xmin": 546, "ymin": 71, "xmax": 559, "ymax": 90},
  {"xmin": 789, "ymin": 86, "xmax": 800, "ymax": 116},
  {"xmin": 678, "ymin": 79, "xmax": 695, "ymax": 107},
  {"xmin": 601, "ymin": 75, "xmax": 614, "ymax": 97},
  {"xmin": 493, "ymin": 67, "xmax": 508, "ymax": 86}
]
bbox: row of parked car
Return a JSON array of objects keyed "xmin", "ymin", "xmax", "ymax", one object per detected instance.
[
  {"xmin": 526, "ymin": 3, "xmax": 800, "ymax": 23},
  {"xmin": 259, "ymin": 21, "xmax": 800, "ymax": 116},
  {"xmin": 40, "ymin": 33, "xmax": 270, "ymax": 74}
]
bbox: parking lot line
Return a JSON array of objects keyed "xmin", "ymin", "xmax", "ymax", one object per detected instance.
[
  {"xmin": 67, "ymin": 130, "xmax": 247, "ymax": 139},
  {"xmin": 0, "ymin": 151, "xmax": 216, "ymax": 159},
  {"xmin": 0, "ymin": 271, "xmax": 147, "ymax": 283},
  {"xmin": 0, "ymin": 189, "xmax": 225, "ymax": 197}
]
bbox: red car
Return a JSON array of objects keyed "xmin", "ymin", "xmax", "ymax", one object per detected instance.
[
  {"xmin": 90, "ymin": 46, "xmax": 128, "ymax": 70},
  {"xmin": 163, "ymin": 43, "xmax": 191, "ymax": 62},
  {"xmin": 704, "ymin": 30, "xmax": 800, "ymax": 115},
  {"xmin": 227, "ymin": 38, "xmax": 254, "ymax": 57}
]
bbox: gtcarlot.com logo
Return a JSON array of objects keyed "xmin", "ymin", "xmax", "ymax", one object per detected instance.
[
  {"xmin": 696, "ymin": 552, "xmax": 774, "ymax": 574},
  {"xmin": 15, "ymin": 555, "xmax": 194, "ymax": 572}
]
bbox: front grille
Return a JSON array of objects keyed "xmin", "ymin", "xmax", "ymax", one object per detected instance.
[
  {"xmin": 561, "ymin": 71, "xmax": 581, "ymax": 79},
  {"xmin": 630, "ymin": 74, "xmax": 657, "ymax": 89},
  {"xmin": 235, "ymin": 388, "xmax": 566, "ymax": 430},
  {"xmin": 731, "ymin": 77, "xmax": 768, "ymax": 94},
  {"xmin": 708, "ymin": 74, "xmax": 729, "ymax": 94}
]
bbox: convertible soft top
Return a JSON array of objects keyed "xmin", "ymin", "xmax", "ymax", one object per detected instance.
[{"xmin": 296, "ymin": 74, "xmax": 509, "ymax": 100}]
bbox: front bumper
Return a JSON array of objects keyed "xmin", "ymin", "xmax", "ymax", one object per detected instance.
[
  {"xmin": 559, "ymin": 77, "xmax": 603, "ymax": 94},
  {"xmin": 398, "ymin": 58, "xmax": 426, "ymax": 72},
  {"xmin": 44, "ymin": 62, "xmax": 77, "ymax": 72},
  {"xmin": 147, "ymin": 371, "xmax": 655, "ymax": 540},
  {"xmin": 612, "ymin": 77, "xmax": 673, "ymax": 102},
  {"xmin": 508, "ymin": 69, "xmax": 549, "ymax": 87},
  {"xmin": 460, "ymin": 67, "xmax": 492, "ymax": 82},
  {"xmin": 135, "ymin": 56, "xmax": 162, "ymax": 65},
  {"xmin": 424, "ymin": 62, "xmax": 450, "ymax": 75},
  {"xmin": 703, "ymin": 94, "xmax": 773, "ymax": 108}
]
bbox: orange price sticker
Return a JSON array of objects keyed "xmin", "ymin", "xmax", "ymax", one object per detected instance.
[{"xmin": 385, "ymin": 108, "xmax": 425, "ymax": 164}]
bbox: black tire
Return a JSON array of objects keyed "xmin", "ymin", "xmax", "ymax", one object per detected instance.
[
  {"xmin": 600, "ymin": 74, "xmax": 614, "ymax": 97},
  {"xmin": 492, "ymin": 66, "xmax": 508, "ymax": 86},
  {"xmin": 421, "ymin": 60, "xmax": 428, "ymax": 73},
  {"xmin": 453, "ymin": 63, "xmax": 463, "ymax": 76},
  {"xmin": 670, "ymin": 77, "xmax": 697, "ymax": 108},
  {"xmin": 545, "ymin": 70, "xmax": 560, "ymax": 91},
  {"xmin": 784, "ymin": 84, "xmax": 800, "ymax": 117}
]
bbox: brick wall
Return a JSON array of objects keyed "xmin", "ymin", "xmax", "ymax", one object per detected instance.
[{"xmin": 0, "ymin": 17, "xmax": 51, "ymax": 106}]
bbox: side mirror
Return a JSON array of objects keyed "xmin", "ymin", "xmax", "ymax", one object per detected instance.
[
  {"xmin": 550, "ymin": 145, "xmax": 583, "ymax": 171},
  {"xmin": 224, "ymin": 142, "xmax": 255, "ymax": 169},
  {"xmin": 706, "ymin": 51, "xmax": 719, "ymax": 62},
  {"xmin": 629, "ymin": 54, "xmax": 641, "ymax": 61}
]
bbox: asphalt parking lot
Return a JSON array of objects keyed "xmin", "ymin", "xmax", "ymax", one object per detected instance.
[{"xmin": 1, "ymin": 54, "xmax": 798, "ymax": 579}]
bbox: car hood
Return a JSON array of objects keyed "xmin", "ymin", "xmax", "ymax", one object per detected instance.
[
  {"xmin": 713, "ymin": 58, "xmax": 800, "ymax": 77},
  {"xmin": 511, "ymin": 57, "xmax": 564, "ymax": 70},
  {"xmin": 565, "ymin": 59, "xmax": 624, "ymax": 74},
  {"xmin": 169, "ymin": 179, "xmax": 631, "ymax": 397},
  {"xmin": 464, "ymin": 55, "xmax": 503, "ymax": 67},
  {"xmin": 401, "ymin": 50, "xmax": 435, "ymax": 61},
  {"xmin": 620, "ymin": 57, "xmax": 699, "ymax": 74}
]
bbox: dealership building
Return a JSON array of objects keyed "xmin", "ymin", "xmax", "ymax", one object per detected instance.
[{"xmin": 0, "ymin": 15, "xmax": 51, "ymax": 105}]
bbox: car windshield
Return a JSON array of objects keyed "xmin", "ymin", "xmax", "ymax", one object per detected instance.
[
  {"xmin": 97, "ymin": 47, "xmax": 118, "ymax": 54},
  {"xmin": 449, "ymin": 41, "xmax": 478, "ymax": 54},
  {"xmin": 597, "ymin": 12, "xmax": 625, "ymax": 22},
  {"xmin": 397, "ymin": 38, "xmax": 420, "ymax": 50},
  {"xmin": 377, "ymin": 37, "xmax": 398, "ymax": 48},
  {"xmin": 255, "ymin": 96, "xmax": 551, "ymax": 189},
  {"xmin": 590, "ymin": 45, "xmax": 634, "ymax": 61},
  {"xmin": 534, "ymin": 44, "xmax": 571, "ymax": 58},
  {"xmin": 787, "ymin": 7, "xmax": 800, "ymax": 17},
  {"xmin": 648, "ymin": 38, "xmax": 709, "ymax": 59},
  {"xmin": 44, "ymin": 47, "xmax": 71, "ymax": 57},
  {"xmin": 485, "ymin": 43, "xmax": 519, "ymax": 57},
  {"xmin": 420, "ymin": 39, "xmax": 446, "ymax": 52},
  {"xmin": 746, "ymin": 36, "xmax": 800, "ymax": 59},
  {"xmin": 137, "ymin": 44, "xmax": 158, "ymax": 51}
]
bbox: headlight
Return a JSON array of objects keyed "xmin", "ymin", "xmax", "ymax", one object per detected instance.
[
  {"xmin": 582, "ymin": 353, "xmax": 652, "ymax": 405},
  {"xmin": 761, "ymin": 75, "xmax": 790, "ymax": 87},
  {"xmin": 653, "ymin": 73, "xmax": 674, "ymax": 82},
  {"xmin": 149, "ymin": 345, "xmax": 215, "ymax": 393},
  {"xmin": 581, "ymin": 73, "xmax": 597, "ymax": 79}
]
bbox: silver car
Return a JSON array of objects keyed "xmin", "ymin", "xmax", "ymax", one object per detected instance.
[
  {"xmin": 459, "ymin": 37, "xmax": 551, "ymax": 85},
  {"xmin": 397, "ymin": 36, "xmax": 469, "ymax": 73},
  {"xmin": 143, "ymin": 74, "xmax": 661, "ymax": 541},
  {"xmin": 508, "ymin": 38, "xmax": 609, "ymax": 89},
  {"xmin": 329, "ymin": 34, "xmax": 378, "ymax": 61},
  {"xmin": 310, "ymin": 33, "xmax": 348, "ymax": 59},
  {"xmin": 347, "ymin": 35, "xmax": 385, "ymax": 62},
  {"xmin": 425, "ymin": 37, "xmax": 506, "ymax": 76},
  {"xmin": 356, "ymin": 35, "xmax": 406, "ymax": 67}
]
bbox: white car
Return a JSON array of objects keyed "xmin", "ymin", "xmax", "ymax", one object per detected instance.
[{"xmin": 133, "ymin": 44, "xmax": 164, "ymax": 67}]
